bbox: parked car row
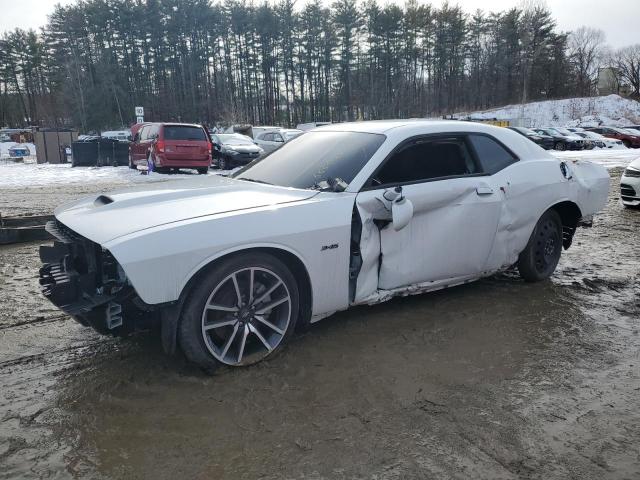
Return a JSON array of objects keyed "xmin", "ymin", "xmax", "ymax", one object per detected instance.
[
  {"xmin": 508, "ymin": 125, "xmax": 637, "ymax": 151},
  {"xmin": 127, "ymin": 121, "xmax": 306, "ymax": 174}
]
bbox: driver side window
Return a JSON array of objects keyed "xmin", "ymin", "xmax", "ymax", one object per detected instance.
[{"xmin": 372, "ymin": 136, "xmax": 478, "ymax": 187}]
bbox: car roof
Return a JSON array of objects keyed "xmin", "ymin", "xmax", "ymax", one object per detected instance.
[
  {"xmin": 159, "ymin": 123, "xmax": 204, "ymax": 128},
  {"xmin": 315, "ymin": 119, "xmax": 516, "ymax": 135}
]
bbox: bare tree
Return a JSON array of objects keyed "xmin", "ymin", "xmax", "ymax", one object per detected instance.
[
  {"xmin": 614, "ymin": 45, "xmax": 640, "ymax": 98},
  {"xmin": 568, "ymin": 26, "xmax": 605, "ymax": 96}
]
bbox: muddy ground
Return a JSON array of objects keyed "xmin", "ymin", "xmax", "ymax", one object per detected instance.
[{"xmin": 0, "ymin": 169, "xmax": 638, "ymax": 479}]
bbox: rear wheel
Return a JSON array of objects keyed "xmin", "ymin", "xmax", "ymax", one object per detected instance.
[
  {"xmin": 219, "ymin": 156, "xmax": 229, "ymax": 170},
  {"xmin": 623, "ymin": 139, "xmax": 631, "ymax": 148},
  {"xmin": 179, "ymin": 253, "xmax": 299, "ymax": 371},
  {"xmin": 518, "ymin": 210, "xmax": 563, "ymax": 282},
  {"xmin": 197, "ymin": 167, "xmax": 209, "ymax": 175},
  {"xmin": 128, "ymin": 155, "xmax": 136, "ymax": 169}
]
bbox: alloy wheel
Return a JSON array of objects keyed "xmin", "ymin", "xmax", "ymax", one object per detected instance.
[{"xmin": 200, "ymin": 267, "xmax": 292, "ymax": 366}]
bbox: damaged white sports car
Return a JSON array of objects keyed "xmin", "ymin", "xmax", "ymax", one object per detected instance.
[{"xmin": 40, "ymin": 121, "xmax": 609, "ymax": 369}]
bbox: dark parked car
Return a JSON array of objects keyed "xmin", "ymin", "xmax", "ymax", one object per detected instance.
[
  {"xmin": 573, "ymin": 132, "xmax": 606, "ymax": 149},
  {"xmin": 586, "ymin": 127, "xmax": 640, "ymax": 149},
  {"xmin": 533, "ymin": 128, "xmax": 585, "ymax": 151},
  {"xmin": 211, "ymin": 133, "xmax": 264, "ymax": 170},
  {"xmin": 129, "ymin": 123, "xmax": 211, "ymax": 174},
  {"xmin": 508, "ymin": 127, "xmax": 554, "ymax": 150}
]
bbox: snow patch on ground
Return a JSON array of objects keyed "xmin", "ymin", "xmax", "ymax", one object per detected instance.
[
  {"xmin": 0, "ymin": 163, "xmax": 228, "ymax": 189},
  {"xmin": 460, "ymin": 94, "xmax": 640, "ymax": 128}
]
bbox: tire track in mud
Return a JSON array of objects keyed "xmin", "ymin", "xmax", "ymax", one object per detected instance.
[
  {"xmin": 0, "ymin": 340, "xmax": 113, "ymax": 371},
  {"xmin": 0, "ymin": 314, "xmax": 70, "ymax": 331}
]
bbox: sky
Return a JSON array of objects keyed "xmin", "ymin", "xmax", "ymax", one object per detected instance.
[{"xmin": 0, "ymin": 0, "xmax": 639, "ymax": 48}]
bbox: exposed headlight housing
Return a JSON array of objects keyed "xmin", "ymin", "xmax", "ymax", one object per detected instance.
[{"xmin": 624, "ymin": 166, "xmax": 640, "ymax": 178}]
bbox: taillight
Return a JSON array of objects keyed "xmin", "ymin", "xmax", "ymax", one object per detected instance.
[
  {"xmin": 207, "ymin": 142, "xmax": 212, "ymax": 154},
  {"xmin": 156, "ymin": 140, "xmax": 165, "ymax": 153}
]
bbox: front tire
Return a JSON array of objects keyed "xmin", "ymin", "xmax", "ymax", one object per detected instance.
[
  {"xmin": 179, "ymin": 253, "xmax": 300, "ymax": 371},
  {"xmin": 219, "ymin": 156, "xmax": 229, "ymax": 170},
  {"xmin": 518, "ymin": 210, "xmax": 563, "ymax": 282},
  {"xmin": 554, "ymin": 142, "xmax": 566, "ymax": 151}
]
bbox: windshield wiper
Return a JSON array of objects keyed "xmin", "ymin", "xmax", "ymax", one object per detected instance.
[{"xmin": 238, "ymin": 177, "xmax": 273, "ymax": 185}]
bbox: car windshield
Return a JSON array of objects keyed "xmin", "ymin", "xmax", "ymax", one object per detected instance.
[
  {"xmin": 584, "ymin": 131, "xmax": 603, "ymax": 139},
  {"xmin": 233, "ymin": 131, "xmax": 386, "ymax": 191},
  {"xmin": 284, "ymin": 131, "xmax": 303, "ymax": 140},
  {"xmin": 164, "ymin": 126, "xmax": 207, "ymax": 141},
  {"xmin": 624, "ymin": 128, "xmax": 640, "ymax": 135},
  {"xmin": 612, "ymin": 127, "xmax": 632, "ymax": 135},
  {"xmin": 518, "ymin": 127, "xmax": 538, "ymax": 135},
  {"xmin": 554, "ymin": 128, "xmax": 574, "ymax": 136},
  {"xmin": 218, "ymin": 134, "xmax": 254, "ymax": 146}
]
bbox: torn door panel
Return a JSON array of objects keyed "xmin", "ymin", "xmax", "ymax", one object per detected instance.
[{"xmin": 353, "ymin": 181, "xmax": 500, "ymax": 303}]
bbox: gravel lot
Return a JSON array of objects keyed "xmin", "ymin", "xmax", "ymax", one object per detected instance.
[{"xmin": 0, "ymin": 160, "xmax": 639, "ymax": 479}]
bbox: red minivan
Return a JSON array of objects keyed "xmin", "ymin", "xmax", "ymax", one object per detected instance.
[{"xmin": 129, "ymin": 123, "xmax": 212, "ymax": 174}]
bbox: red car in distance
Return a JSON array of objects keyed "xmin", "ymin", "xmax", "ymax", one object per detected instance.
[
  {"xmin": 129, "ymin": 122, "xmax": 212, "ymax": 174},
  {"xmin": 586, "ymin": 126, "xmax": 640, "ymax": 149}
]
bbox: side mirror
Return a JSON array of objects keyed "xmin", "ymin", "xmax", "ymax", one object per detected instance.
[{"xmin": 391, "ymin": 196, "xmax": 413, "ymax": 231}]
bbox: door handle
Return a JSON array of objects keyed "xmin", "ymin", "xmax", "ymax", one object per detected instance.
[{"xmin": 476, "ymin": 186, "xmax": 494, "ymax": 196}]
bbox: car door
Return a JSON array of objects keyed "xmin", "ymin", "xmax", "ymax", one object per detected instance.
[
  {"xmin": 132, "ymin": 125, "xmax": 148, "ymax": 164},
  {"xmin": 211, "ymin": 134, "xmax": 221, "ymax": 161},
  {"xmin": 256, "ymin": 132, "xmax": 281, "ymax": 154},
  {"xmin": 353, "ymin": 134, "xmax": 505, "ymax": 301}
]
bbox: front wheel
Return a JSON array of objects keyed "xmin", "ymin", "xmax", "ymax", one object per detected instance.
[
  {"xmin": 517, "ymin": 210, "xmax": 563, "ymax": 282},
  {"xmin": 179, "ymin": 253, "xmax": 300, "ymax": 371},
  {"xmin": 554, "ymin": 142, "xmax": 566, "ymax": 151},
  {"xmin": 219, "ymin": 156, "xmax": 229, "ymax": 170}
]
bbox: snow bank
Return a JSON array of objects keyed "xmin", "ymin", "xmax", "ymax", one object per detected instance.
[
  {"xmin": 0, "ymin": 164, "xmax": 226, "ymax": 189},
  {"xmin": 460, "ymin": 95, "xmax": 640, "ymax": 128}
]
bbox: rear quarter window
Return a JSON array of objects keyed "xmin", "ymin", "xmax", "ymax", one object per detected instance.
[
  {"xmin": 163, "ymin": 126, "xmax": 207, "ymax": 141},
  {"xmin": 468, "ymin": 134, "xmax": 518, "ymax": 175}
]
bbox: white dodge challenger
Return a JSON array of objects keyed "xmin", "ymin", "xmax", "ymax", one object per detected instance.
[{"xmin": 40, "ymin": 121, "xmax": 610, "ymax": 370}]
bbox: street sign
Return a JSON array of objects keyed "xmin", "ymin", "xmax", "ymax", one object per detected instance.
[
  {"xmin": 136, "ymin": 116, "xmax": 144, "ymax": 124},
  {"xmin": 135, "ymin": 106, "xmax": 144, "ymax": 116}
]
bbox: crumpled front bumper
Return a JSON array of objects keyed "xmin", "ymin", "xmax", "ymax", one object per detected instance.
[{"xmin": 39, "ymin": 220, "xmax": 129, "ymax": 330}]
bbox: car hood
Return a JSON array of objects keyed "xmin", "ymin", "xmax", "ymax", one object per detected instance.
[
  {"xmin": 55, "ymin": 175, "xmax": 318, "ymax": 244},
  {"xmin": 627, "ymin": 157, "xmax": 640, "ymax": 171},
  {"xmin": 223, "ymin": 144, "xmax": 261, "ymax": 153}
]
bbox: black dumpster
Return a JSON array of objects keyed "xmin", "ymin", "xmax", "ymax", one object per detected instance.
[
  {"xmin": 71, "ymin": 138, "xmax": 130, "ymax": 167},
  {"xmin": 71, "ymin": 140, "xmax": 100, "ymax": 166}
]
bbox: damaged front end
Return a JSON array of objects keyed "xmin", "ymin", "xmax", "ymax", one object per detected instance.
[{"xmin": 39, "ymin": 220, "xmax": 147, "ymax": 334}]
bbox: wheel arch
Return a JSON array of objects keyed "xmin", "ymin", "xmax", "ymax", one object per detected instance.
[
  {"xmin": 161, "ymin": 245, "xmax": 314, "ymax": 355},
  {"xmin": 547, "ymin": 200, "xmax": 582, "ymax": 249}
]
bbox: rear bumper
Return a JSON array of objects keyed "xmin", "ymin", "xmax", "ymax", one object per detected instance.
[{"xmin": 155, "ymin": 154, "xmax": 210, "ymax": 168}]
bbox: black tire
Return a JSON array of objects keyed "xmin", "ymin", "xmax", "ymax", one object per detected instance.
[
  {"xmin": 517, "ymin": 210, "xmax": 563, "ymax": 282},
  {"xmin": 179, "ymin": 253, "xmax": 300, "ymax": 371},
  {"xmin": 554, "ymin": 142, "xmax": 565, "ymax": 151},
  {"xmin": 219, "ymin": 156, "xmax": 229, "ymax": 170},
  {"xmin": 197, "ymin": 167, "xmax": 209, "ymax": 175},
  {"xmin": 128, "ymin": 155, "xmax": 136, "ymax": 169},
  {"xmin": 623, "ymin": 139, "xmax": 631, "ymax": 148}
]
